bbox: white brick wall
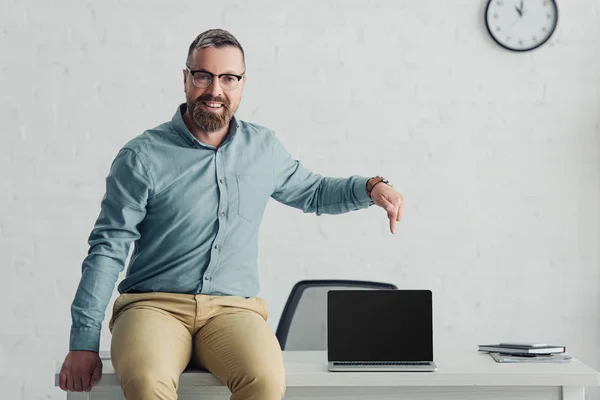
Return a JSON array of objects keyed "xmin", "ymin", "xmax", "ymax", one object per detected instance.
[{"xmin": 1, "ymin": 0, "xmax": 599, "ymax": 398}]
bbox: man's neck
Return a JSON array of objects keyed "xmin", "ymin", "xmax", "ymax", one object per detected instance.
[{"xmin": 183, "ymin": 109, "xmax": 229, "ymax": 148}]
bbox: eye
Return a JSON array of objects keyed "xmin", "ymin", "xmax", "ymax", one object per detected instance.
[
  {"xmin": 196, "ymin": 73, "xmax": 211, "ymax": 82},
  {"xmin": 224, "ymin": 75, "xmax": 237, "ymax": 83}
]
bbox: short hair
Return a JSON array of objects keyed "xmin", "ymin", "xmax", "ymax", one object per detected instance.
[{"xmin": 186, "ymin": 29, "xmax": 245, "ymax": 69}]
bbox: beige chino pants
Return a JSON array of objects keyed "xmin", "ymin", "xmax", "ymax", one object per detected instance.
[{"xmin": 108, "ymin": 292, "xmax": 286, "ymax": 400}]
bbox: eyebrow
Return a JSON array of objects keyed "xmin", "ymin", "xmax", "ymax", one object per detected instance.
[{"xmin": 191, "ymin": 68, "xmax": 243, "ymax": 75}]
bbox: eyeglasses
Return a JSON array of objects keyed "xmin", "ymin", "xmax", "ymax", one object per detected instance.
[{"xmin": 186, "ymin": 67, "xmax": 245, "ymax": 91}]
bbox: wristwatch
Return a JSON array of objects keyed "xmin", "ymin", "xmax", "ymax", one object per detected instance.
[{"xmin": 366, "ymin": 176, "xmax": 391, "ymax": 198}]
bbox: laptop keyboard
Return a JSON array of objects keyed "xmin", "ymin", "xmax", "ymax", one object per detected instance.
[{"xmin": 333, "ymin": 361, "xmax": 430, "ymax": 366}]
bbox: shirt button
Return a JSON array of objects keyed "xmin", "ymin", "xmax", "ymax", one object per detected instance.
[
  {"xmin": 219, "ymin": 179, "xmax": 224, "ymax": 184},
  {"xmin": 205, "ymin": 276, "xmax": 210, "ymax": 280},
  {"xmin": 214, "ymin": 244, "xmax": 220, "ymax": 249},
  {"xmin": 220, "ymin": 212, "xmax": 225, "ymax": 217}
]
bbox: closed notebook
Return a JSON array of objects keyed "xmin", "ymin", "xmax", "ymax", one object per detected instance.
[
  {"xmin": 498, "ymin": 342, "xmax": 547, "ymax": 348},
  {"xmin": 478, "ymin": 344, "xmax": 565, "ymax": 354},
  {"xmin": 490, "ymin": 352, "xmax": 572, "ymax": 363}
]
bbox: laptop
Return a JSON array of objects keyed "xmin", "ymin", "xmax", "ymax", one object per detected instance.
[{"xmin": 327, "ymin": 289, "xmax": 437, "ymax": 372}]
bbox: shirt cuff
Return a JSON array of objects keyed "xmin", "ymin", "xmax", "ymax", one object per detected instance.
[
  {"xmin": 69, "ymin": 327, "xmax": 101, "ymax": 353},
  {"xmin": 353, "ymin": 176, "xmax": 374, "ymax": 207}
]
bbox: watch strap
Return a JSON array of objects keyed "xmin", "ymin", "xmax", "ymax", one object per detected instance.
[{"xmin": 366, "ymin": 176, "xmax": 387, "ymax": 197}]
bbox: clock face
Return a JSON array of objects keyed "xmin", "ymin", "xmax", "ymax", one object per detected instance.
[{"xmin": 485, "ymin": 0, "xmax": 558, "ymax": 51}]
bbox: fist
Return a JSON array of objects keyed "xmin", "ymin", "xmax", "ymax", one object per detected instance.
[{"xmin": 59, "ymin": 350, "xmax": 103, "ymax": 392}]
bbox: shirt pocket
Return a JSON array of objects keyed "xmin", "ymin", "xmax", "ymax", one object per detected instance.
[{"xmin": 235, "ymin": 174, "xmax": 272, "ymax": 224}]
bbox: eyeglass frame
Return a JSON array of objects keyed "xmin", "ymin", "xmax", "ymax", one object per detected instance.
[{"xmin": 185, "ymin": 66, "xmax": 245, "ymax": 91}]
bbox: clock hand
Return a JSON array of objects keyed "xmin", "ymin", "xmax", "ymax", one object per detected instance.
[{"xmin": 514, "ymin": 4, "xmax": 523, "ymax": 16}]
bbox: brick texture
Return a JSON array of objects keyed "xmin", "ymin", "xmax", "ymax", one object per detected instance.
[{"xmin": 1, "ymin": 0, "xmax": 599, "ymax": 399}]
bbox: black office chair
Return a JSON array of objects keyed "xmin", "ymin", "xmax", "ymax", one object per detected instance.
[{"xmin": 275, "ymin": 279, "xmax": 398, "ymax": 350}]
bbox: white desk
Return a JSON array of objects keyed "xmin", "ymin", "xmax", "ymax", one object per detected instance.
[{"xmin": 55, "ymin": 350, "xmax": 600, "ymax": 400}]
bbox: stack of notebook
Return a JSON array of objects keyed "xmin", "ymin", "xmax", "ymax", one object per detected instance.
[{"xmin": 478, "ymin": 342, "xmax": 572, "ymax": 363}]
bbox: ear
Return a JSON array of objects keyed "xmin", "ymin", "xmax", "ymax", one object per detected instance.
[
  {"xmin": 239, "ymin": 75, "xmax": 247, "ymax": 96},
  {"xmin": 183, "ymin": 69, "xmax": 188, "ymax": 92}
]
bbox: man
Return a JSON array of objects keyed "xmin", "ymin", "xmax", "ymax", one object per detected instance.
[{"xmin": 59, "ymin": 29, "xmax": 404, "ymax": 400}]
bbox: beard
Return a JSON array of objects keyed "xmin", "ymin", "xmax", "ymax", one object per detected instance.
[{"xmin": 188, "ymin": 95, "xmax": 237, "ymax": 133}]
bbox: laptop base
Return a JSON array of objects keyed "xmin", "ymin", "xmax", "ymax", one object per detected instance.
[{"xmin": 328, "ymin": 361, "xmax": 437, "ymax": 372}]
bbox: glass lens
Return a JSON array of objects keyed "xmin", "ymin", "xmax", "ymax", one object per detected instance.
[
  {"xmin": 193, "ymin": 73, "xmax": 212, "ymax": 88},
  {"xmin": 219, "ymin": 75, "xmax": 239, "ymax": 91}
]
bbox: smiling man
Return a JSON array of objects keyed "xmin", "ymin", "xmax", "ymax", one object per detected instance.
[{"xmin": 59, "ymin": 29, "xmax": 404, "ymax": 400}]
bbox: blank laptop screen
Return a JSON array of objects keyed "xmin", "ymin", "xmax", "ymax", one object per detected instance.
[{"xmin": 327, "ymin": 290, "xmax": 433, "ymax": 362}]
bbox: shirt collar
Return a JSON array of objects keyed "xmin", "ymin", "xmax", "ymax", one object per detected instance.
[{"xmin": 172, "ymin": 103, "xmax": 239, "ymax": 148}]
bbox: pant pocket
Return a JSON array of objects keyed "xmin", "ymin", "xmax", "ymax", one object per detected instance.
[
  {"xmin": 108, "ymin": 294, "xmax": 131, "ymax": 332},
  {"xmin": 256, "ymin": 296, "xmax": 269, "ymax": 321}
]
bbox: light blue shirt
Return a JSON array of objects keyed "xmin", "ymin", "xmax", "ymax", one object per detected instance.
[{"xmin": 70, "ymin": 104, "xmax": 373, "ymax": 352}]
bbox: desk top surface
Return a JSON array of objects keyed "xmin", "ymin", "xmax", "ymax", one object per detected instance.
[{"xmin": 54, "ymin": 350, "xmax": 600, "ymax": 388}]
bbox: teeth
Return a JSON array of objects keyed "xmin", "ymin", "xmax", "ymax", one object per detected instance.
[{"xmin": 204, "ymin": 102, "xmax": 222, "ymax": 108}]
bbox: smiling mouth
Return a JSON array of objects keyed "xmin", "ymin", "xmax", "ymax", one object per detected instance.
[{"xmin": 203, "ymin": 102, "xmax": 223, "ymax": 109}]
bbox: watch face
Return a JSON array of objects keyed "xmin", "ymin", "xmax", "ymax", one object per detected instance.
[{"xmin": 485, "ymin": 0, "xmax": 558, "ymax": 52}]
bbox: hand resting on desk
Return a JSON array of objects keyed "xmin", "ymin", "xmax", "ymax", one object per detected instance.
[{"xmin": 59, "ymin": 350, "xmax": 103, "ymax": 392}]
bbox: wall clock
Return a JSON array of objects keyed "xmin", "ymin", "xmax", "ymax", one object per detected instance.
[{"xmin": 485, "ymin": 0, "xmax": 558, "ymax": 52}]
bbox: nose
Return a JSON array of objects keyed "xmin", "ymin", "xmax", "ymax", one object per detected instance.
[{"xmin": 207, "ymin": 76, "xmax": 224, "ymax": 98}]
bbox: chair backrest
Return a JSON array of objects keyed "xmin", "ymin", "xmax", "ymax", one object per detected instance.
[{"xmin": 275, "ymin": 279, "xmax": 398, "ymax": 350}]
